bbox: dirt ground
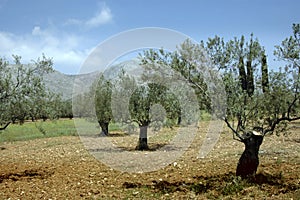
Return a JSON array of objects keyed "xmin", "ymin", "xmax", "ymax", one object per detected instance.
[{"xmin": 0, "ymin": 122, "xmax": 299, "ymax": 199}]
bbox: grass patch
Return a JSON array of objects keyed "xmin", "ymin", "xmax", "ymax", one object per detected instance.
[
  {"xmin": 0, "ymin": 119, "xmax": 125, "ymax": 143},
  {"xmin": 199, "ymin": 110, "xmax": 212, "ymax": 121},
  {"xmin": 0, "ymin": 119, "xmax": 77, "ymax": 143},
  {"xmin": 221, "ymin": 176, "xmax": 250, "ymax": 195},
  {"xmin": 149, "ymin": 127, "xmax": 178, "ymax": 144},
  {"xmin": 73, "ymin": 119, "xmax": 124, "ymax": 136}
]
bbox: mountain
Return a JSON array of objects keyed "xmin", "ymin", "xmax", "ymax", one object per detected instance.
[
  {"xmin": 43, "ymin": 59, "xmax": 141, "ymax": 100},
  {"xmin": 103, "ymin": 59, "xmax": 143, "ymax": 79},
  {"xmin": 43, "ymin": 70, "xmax": 100, "ymax": 100}
]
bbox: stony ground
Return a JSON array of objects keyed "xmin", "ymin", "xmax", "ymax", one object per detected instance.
[{"xmin": 0, "ymin": 122, "xmax": 299, "ymax": 199}]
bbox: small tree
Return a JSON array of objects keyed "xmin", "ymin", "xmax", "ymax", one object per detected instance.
[
  {"xmin": 111, "ymin": 68, "xmax": 181, "ymax": 150},
  {"xmin": 0, "ymin": 55, "xmax": 56, "ymax": 130},
  {"xmin": 94, "ymin": 74, "xmax": 113, "ymax": 136},
  {"xmin": 129, "ymin": 82, "xmax": 170, "ymax": 150}
]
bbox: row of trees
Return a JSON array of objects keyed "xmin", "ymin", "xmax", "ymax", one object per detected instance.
[
  {"xmin": 89, "ymin": 24, "xmax": 299, "ymax": 178},
  {"xmin": 0, "ymin": 55, "xmax": 73, "ymax": 131},
  {"xmin": 76, "ymin": 71, "xmax": 185, "ymax": 150}
]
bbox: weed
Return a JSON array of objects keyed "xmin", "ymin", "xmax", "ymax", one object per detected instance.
[
  {"xmin": 222, "ymin": 176, "xmax": 250, "ymax": 195},
  {"xmin": 189, "ymin": 182, "xmax": 208, "ymax": 194}
]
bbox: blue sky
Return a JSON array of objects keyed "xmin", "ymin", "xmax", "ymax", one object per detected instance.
[{"xmin": 0, "ymin": 0, "xmax": 299, "ymax": 74}]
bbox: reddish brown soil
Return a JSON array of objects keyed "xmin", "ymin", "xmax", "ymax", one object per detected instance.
[{"xmin": 0, "ymin": 122, "xmax": 299, "ymax": 199}]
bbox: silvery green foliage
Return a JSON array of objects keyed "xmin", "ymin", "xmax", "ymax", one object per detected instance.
[
  {"xmin": 212, "ymin": 25, "xmax": 300, "ymax": 138},
  {"xmin": 0, "ymin": 55, "xmax": 60, "ymax": 130}
]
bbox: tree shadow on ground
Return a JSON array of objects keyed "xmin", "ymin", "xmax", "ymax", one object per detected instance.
[
  {"xmin": 0, "ymin": 169, "xmax": 53, "ymax": 183},
  {"xmin": 122, "ymin": 172, "xmax": 299, "ymax": 196},
  {"xmin": 106, "ymin": 132, "xmax": 130, "ymax": 137},
  {"xmin": 118, "ymin": 143, "xmax": 171, "ymax": 151}
]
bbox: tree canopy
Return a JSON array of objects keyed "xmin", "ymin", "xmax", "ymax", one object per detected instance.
[{"xmin": 0, "ymin": 55, "xmax": 61, "ymax": 130}]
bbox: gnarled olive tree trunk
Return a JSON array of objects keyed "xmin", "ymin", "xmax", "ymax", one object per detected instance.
[
  {"xmin": 136, "ymin": 125, "xmax": 149, "ymax": 150},
  {"xmin": 236, "ymin": 131, "xmax": 264, "ymax": 178},
  {"xmin": 98, "ymin": 121, "xmax": 109, "ymax": 136}
]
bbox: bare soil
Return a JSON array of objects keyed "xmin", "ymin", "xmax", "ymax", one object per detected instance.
[{"xmin": 0, "ymin": 122, "xmax": 299, "ymax": 199}]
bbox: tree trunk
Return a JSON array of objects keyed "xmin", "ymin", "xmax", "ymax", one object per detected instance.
[
  {"xmin": 98, "ymin": 121, "xmax": 109, "ymax": 136},
  {"xmin": 136, "ymin": 125, "xmax": 149, "ymax": 150},
  {"xmin": 177, "ymin": 114, "xmax": 182, "ymax": 125},
  {"xmin": 236, "ymin": 132, "xmax": 264, "ymax": 178}
]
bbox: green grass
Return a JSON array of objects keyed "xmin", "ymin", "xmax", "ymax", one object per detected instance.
[
  {"xmin": 221, "ymin": 176, "xmax": 252, "ymax": 196},
  {"xmin": 0, "ymin": 119, "xmax": 125, "ymax": 143},
  {"xmin": 73, "ymin": 119, "xmax": 123, "ymax": 136},
  {"xmin": 0, "ymin": 119, "xmax": 77, "ymax": 143},
  {"xmin": 0, "ymin": 118, "xmax": 187, "ymax": 144}
]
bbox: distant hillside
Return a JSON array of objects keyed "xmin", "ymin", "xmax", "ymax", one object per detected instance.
[
  {"xmin": 103, "ymin": 59, "xmax": 142, "ymax": 79},
  {"xmin": 44, "ymin": 59, "xmax": 141, "ymax": 100},
  {"xmin": 43, "ymin": 70, "xmax": 100, "ymax": 100},
  {"xmin": 7, "ymin": 63, "xmax": 100, "ymax": 100}
]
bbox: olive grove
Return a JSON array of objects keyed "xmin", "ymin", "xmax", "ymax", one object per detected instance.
[{"xmin": 0, "ymin": 55, "xmax": 61, "ymax": 130}]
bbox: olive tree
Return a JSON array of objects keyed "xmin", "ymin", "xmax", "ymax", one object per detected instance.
[
  {"xmin": 94, "ymin": 74, "xmax": 113, "ymax": 136},
  {"xmin": 204, "ymin": 25, "xmax": 300, "ymax": 178},
  {"xmin": 0, "ymin": 55, "xmax": 57, "ymax": 130},
  {"xmin": 129, "ymin": 82, "xmax": 171, "ymax": 150},
  {"xmin": 226, "ymin": 27, "xmax": 298, "ymax": 178},
  {"xmin": 111, "ymin": 70, "xmax": 182, "ymax": 150}
]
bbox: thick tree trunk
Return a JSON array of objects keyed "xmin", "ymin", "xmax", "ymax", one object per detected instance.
[
  {"xmin": 236, "ymin": 132, "xmax": 263, "ymax": 178},
  {"xmin": 98, "ymin": 121, "xmax": 109, "ymax": 136},
  {"xmin": 136, "ymin": 126, "xmax": 149, "ymax": 150}
]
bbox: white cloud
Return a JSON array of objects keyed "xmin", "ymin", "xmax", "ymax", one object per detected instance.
[
  {"xmin": 0, "ymin": 3, "xmax": 114, "ymax": 74},
  {"xmin": 32, "ymin": 26, "xmax": 42, "ymax": 36},
  {"xmin": 0, "ymin": 32, "xmax": 16, "ymax": 50},
  {"xmin": 65, "ymin": 3, "xmax": 113, "ymax": 29},
  {"xmin": 86, "ymin": 4, "xmax": 113, "ymax": 28},
  {"xmin": 0, "ymin": 27, "xmax": 91, "ymax": 74}
]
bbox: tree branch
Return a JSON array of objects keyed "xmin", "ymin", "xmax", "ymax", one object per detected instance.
[
  {"xmin": 0, "ymin": 122, "xmax": 11, "ymax": 131},
  {"xmin": 224, "ymin": 117, "xmax": 243, "ymax": 141},
  {"xmin": 263, "ymin": 116, "xmax": 300, "ymax": 135}
]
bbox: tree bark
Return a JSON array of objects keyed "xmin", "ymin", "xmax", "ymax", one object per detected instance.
[
  {"xmin": 236, "ymin": 132, "xmax": 263, "ymax": 178},
  {"xmin": 98, "ymin": 121, "xmax": 109, "ymax": 136},
  {"xmin": 136, "ymin": 125, "xmax": 149, "ymax": 150}
]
